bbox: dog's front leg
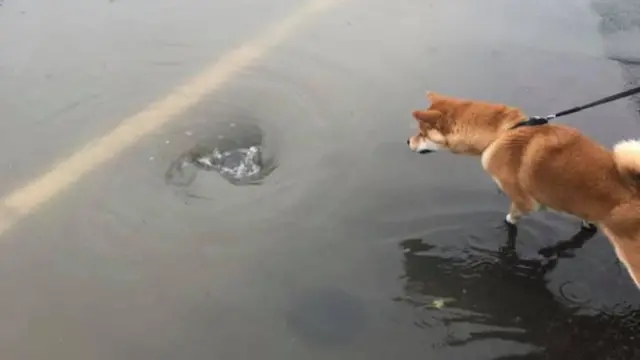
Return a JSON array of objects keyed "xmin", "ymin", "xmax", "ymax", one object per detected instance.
[
  {"xmin": 501, "ymin": 187, "xmax": 537, "ymax": 226},
  {"xmin": 489, "ymin": 171, "xmax": 536, "ymax": 226}
]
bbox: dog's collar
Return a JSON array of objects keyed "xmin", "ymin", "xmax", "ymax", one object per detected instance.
[{"xmin": 510, "ymin": 116, "xmax": 550, "ymax": 130}]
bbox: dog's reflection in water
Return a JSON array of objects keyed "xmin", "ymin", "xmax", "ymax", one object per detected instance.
[{"xmin": 397, "ymin": 226, "xmax": 640, "ymax": 360}]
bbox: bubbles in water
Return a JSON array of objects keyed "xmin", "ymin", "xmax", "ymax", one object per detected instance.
[{"xmin": 194, "ymin": 146, "xmax": 263, "ymax": 181}]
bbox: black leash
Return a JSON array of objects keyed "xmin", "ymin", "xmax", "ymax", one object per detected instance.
[{"xmin": 511, "ymin": 85, "xmax": 640, "ymax": 129}]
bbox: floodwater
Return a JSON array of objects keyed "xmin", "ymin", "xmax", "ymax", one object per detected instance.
[{"xmin": 1, "ymin": 0, "xmax": 640, "ymax": 359}]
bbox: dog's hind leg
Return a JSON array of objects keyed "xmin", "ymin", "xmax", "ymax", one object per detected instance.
[
  {"xmin": 580, "ymin": 220, "xmax": 598, "ymax": 232},
  {"xmin": 505, "ymin": 201, "xmax": 533, "ymax": 225}
]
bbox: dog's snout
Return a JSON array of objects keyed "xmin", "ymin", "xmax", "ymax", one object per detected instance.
[{"xmin": 406, "ymin": 139, "xmax": 410, "ymax": 145}]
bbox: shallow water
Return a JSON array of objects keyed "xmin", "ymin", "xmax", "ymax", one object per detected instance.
[
  {"xmin": 1, "ymin": 0, "xmax": 640, "ymax": 359},
  {"xmin": 158, "ymin": 0, "xmax": 640, "ymax": 358}
]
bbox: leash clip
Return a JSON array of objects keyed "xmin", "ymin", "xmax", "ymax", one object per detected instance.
[
  {"xmin": 526, "ymin": 116, "xmax": 550, "ymax": 126},
  {"xmin": 510, "ymin": 115, "xmax": 551, "ymax": 130}
]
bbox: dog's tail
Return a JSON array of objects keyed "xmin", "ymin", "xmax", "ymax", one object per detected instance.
[{"xmin": 613, "ymin": 140, "xmax": 640, "ymax": 185}]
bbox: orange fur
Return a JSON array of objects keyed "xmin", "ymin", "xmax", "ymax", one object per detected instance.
[{"xmin": 407, "ymin": 92, "xmax": 640, "ymax": 289}]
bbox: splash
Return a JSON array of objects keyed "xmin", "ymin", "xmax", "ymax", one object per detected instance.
[{"xmin": 194, "ymin": 146, "xmax": 263, "ymax": 180}]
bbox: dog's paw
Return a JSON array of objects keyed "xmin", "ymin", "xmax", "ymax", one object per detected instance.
[
  {"xmin": 505, "ymin": 214, "xmax": 519, "ymax": 225},
  {"xmin": 497, "ymin": 219, "xmax": 516, "ymax": 230},
  {"xmin": 497, "ymin": 218, "xmax": 518, "ymax": 234},
  {"xmin": 580, "ymin": 220, "xmax": 598, "ymax": 232}
]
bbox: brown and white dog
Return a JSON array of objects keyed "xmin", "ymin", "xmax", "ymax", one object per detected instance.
[{"xmin": 407, "ymin": 91, "xmax": 640, "ymax": 288}]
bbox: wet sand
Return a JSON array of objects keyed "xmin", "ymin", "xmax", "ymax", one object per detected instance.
[{"xmin": 0, "ymin": 0, "xmax": 639, "ymax": 359}]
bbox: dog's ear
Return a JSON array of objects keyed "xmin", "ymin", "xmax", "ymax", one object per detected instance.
[
  {"xmin": 413, "ymin": 109, "xmax": 450, "ymax": 136},
  {"xmin": 412, "ymin": 110, "xmax": 442, "ymax": 124}
]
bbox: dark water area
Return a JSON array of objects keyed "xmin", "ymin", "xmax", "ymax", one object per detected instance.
[{"xmin": 397, "ymin": 229, "xmax": 640, "ymax": 359}]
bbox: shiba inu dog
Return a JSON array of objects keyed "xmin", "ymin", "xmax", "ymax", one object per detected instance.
[{"xmin": 407, "ymin": 92, "xmax": 640, "ymax": 288}]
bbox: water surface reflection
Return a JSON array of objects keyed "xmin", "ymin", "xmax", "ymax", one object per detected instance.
[{"xmin": 396, "ymin": 224, "xmax": 640, "ymax": 359}]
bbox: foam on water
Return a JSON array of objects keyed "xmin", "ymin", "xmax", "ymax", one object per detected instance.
[{"xmin": 195, "ymin": 146, "xmax": 263, "ymax": 180}]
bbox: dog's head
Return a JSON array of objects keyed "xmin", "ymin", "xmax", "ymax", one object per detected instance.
[{"xmin": 407, "ymin": 92, "xmax": 527, "ymax": 155}]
